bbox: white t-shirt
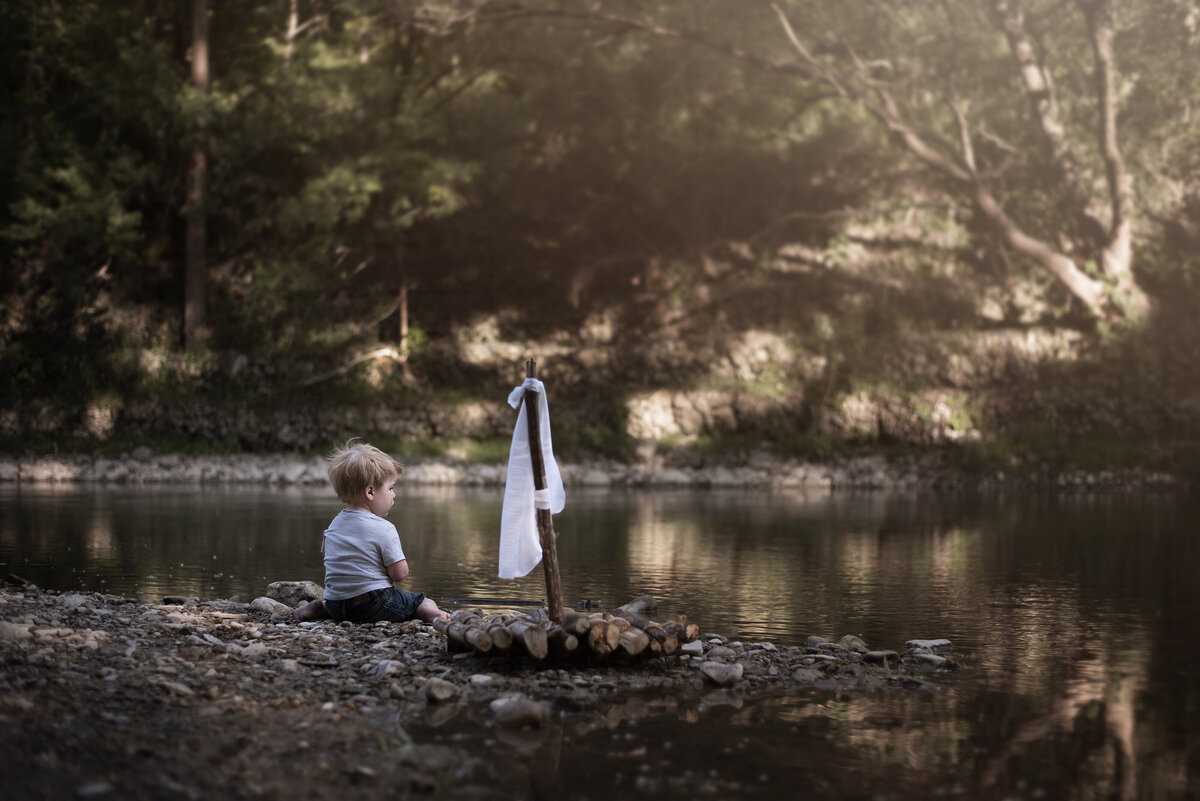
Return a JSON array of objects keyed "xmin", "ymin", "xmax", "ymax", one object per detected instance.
[{"xmin": 321, "ymin": 508, "xmax": 406, "ymax": 600}]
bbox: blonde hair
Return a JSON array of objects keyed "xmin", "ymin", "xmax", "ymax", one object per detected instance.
[{"xmin": 326, "ymin": 439, "xmax": 403, "ymax": 503}]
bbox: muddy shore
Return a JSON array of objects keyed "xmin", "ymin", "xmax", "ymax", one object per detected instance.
[{"xmin": 0, "ymin": 585, "xmax": 958, "ymax": 800}]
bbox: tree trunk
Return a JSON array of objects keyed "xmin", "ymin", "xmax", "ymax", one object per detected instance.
[
  {"xmin": 184, "ymin": 0, "xmax": 209, "ymax": 347},
  {"xmin": 1079, "ymin": 0, "xmax": 1151, "ymax": 318}
]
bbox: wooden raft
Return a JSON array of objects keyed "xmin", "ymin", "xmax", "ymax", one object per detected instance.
[{"xmin": 432, "ymin": 606, "xmax": 701, "ymax": 662}]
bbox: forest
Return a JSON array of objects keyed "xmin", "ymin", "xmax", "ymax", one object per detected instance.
[{"xmin": 3, "ymin": 0, "xmax": 1198, "ymax": 475}]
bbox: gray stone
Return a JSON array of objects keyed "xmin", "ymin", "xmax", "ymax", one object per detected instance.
[
  {"xmin": 0, "ymin": 621, "xmax": 32, "ymax": 641},
  {"xmin": 913, "ymin": 653, "xmax": 951, "ymax": 669},
  {"xmin": 791, "ymin": 668, "xmax": 825, "ymax": 684},
  {"xmin": 266, "ymin": 581, "xmax": 324, "ymax": 606},
  {"xmin": 489, "ymin": 696, "xmax": 548, "ymax": 728},
  {"xmin": 680, "ymin": 640, "xmax": 705, "ymax": 656},
  {"xmin": 422, "ymin": 677, "xmax": 459, "ymax": 702},
  {"xmin": 699, "ymin": 661, "xmax": 744, "ymax": 687},
  {"xmin": 370, "ymin": 660, "xmax": 405, "ymax": 677},
  {"xmin": 905, "ymin": 638, "xmax": 952, "ymax": 651},
  {"xmin": 863, "ymin": 650, "xmax": 899, "ymax": 664},
  {"xmin": 806, "ymin": 635, "xmax": 829, "ymax": 648},
  {"xmin": 837, "ymin": 634, "xmax": 869, "ymax": 653},
  {"xmin": 705, "ymin": 646, "xmax": 737, "ymax": 661},
  {"xmin": 240, "ymin": 642, "xmax": 270, "ymax": 659},
  {"xmin": 578, "ymin": 469, "xmax": 612, "ymax": 486},
  {"xmin": 248, "ymin": 597, "xmax": 291, "ymax": 616},
  {"xmin": 0, "ymin": 460, "xmax": 19, "ymax": 481},
  {"xmin": 56, "ymin": 593, "xmax": 93, "ymax": 610}
]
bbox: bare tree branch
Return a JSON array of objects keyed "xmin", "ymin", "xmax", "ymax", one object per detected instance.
[{"xmin": 946, "ymin": 96, "xmax": 977, "ymax": 174}]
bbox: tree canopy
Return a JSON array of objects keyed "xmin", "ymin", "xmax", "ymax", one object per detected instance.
[{"xmin": 2, "ymin": 0, "xmax": 1198, "ymax": 458}]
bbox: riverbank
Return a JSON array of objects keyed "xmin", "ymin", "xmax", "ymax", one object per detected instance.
[
  {"xmin": 1, "ymin": 585, "xmax": 954, "ymax": 800},
  {"xmin": 0, "ymin": 450, "xmax": 1186, "ymax": 491}
]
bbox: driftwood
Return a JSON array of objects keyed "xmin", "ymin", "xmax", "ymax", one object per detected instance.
[{"xmin": 438, "ymin": 600, "xmax": 695, "ymax": 663}]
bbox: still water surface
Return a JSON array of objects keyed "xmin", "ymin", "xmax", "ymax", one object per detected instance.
[{"xmin": 1, "ymin": 484, "xmax": 1198, "ymax": 799}]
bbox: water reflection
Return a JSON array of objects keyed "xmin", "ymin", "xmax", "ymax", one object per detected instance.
[{"xmin": 1, "ymin": 484, "xmax": 1198, "ymax": 798}]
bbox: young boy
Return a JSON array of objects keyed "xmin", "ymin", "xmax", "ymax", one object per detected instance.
[{"xmin": 292, "ymin": 440, "xmax": 450, "ymax": 624}]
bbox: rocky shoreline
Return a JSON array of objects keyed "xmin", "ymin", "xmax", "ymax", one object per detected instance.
[
  {"xmin": 1, "ymin": 584, "xmax": 959, "ymax": 800},
  {"xmin": 0, "ymin": 450, "xmax": 1185, "ymax": 491}
]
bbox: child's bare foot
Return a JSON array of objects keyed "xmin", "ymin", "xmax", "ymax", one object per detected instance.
[
  {"xmin": 290, "ymin": 599, "xmax": 328, "ymax": 622},
  {"xmin": 416, "ymin": 598, "xmax": 451, "ymax": 623}
]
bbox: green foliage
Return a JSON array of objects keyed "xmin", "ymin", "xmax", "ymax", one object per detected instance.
[
  {"xmin": 376, "ymin": 436, "xmax": 511, "ymax": 464},
  {"xmin": 1, "ymin": 0, "xmax": 1198, "ymax": 471}
]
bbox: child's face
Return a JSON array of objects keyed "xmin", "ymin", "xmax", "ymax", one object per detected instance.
[{"xmin": 365, "ymin": 477, "xmax": 397, "ymax": 517}]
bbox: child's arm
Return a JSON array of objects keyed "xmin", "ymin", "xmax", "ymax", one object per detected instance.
[{"xmin": 386, "ymin": 559, "xmax": 409, "ymax": 583}]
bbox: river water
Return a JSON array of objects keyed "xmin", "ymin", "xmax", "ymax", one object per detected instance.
[{"xmin": 2, "ymin": 483, "xmax": 1198, "ymax": 799}]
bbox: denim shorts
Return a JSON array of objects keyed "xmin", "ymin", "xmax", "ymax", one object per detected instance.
[{"xmin": 324, "ymin": 587, "xmax": 426, "ymax": 624}]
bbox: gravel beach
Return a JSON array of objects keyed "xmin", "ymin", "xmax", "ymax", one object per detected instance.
[{"xmin": 0, "ymin": 584, "xmax": 956, "ymax": 800}]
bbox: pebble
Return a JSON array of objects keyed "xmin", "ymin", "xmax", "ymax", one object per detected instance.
[
  {"xmin": 159, "ymin": 680, "xmax": 195, "ymax": 697},
  {"xmin": 76, "ymin": 781, "xmax": 115, "ymax": 798}
]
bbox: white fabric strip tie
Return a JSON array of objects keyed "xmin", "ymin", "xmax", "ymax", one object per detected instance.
[{"xmin": 498, "ymin": 377, "xmax": 566, "ymax": 579}]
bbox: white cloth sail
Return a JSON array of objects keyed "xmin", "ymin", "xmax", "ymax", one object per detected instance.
[{"xmin": 498, "ymin": 377, "xmax": 566, "ymax": 579}]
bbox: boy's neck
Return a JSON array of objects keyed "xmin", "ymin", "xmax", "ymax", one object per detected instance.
[{"xmin": 346, "ymin": 503, "xmax": 374, "ymax": 514}]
